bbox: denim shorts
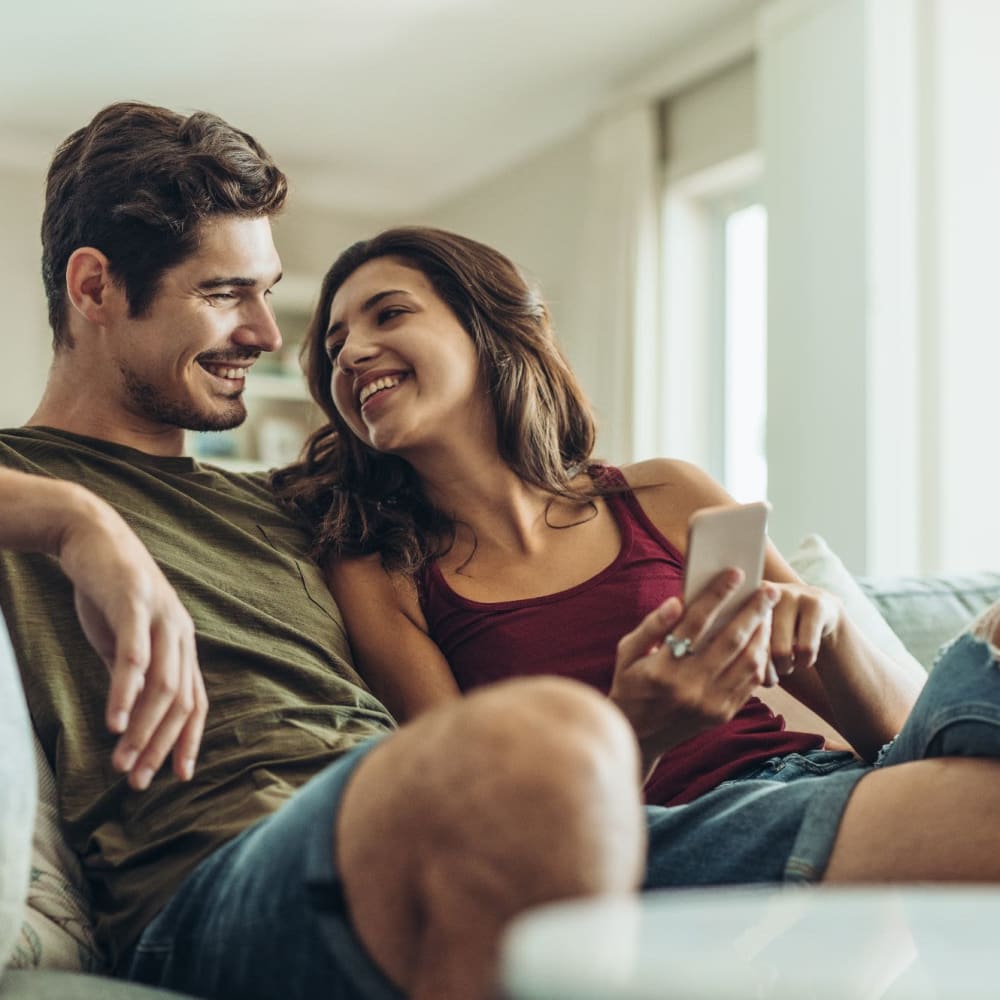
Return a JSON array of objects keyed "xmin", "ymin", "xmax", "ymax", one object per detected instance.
[
  {"xmin": 127, "ymin": 737, "xmax": 403, "ymax": 1000},
  {"xmin": 644, "ymin": 631, "xmax": 1000, "ymax": 890},
  {"xmin": 128, "ymin": 633, "xmax": 1000, "ymax": 1000}
]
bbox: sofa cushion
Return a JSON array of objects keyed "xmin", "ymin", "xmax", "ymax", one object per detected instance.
[
  {"xmin": 858, "ymin": 572, "xmax": 1000, "ymax": 672},
  {"xmin": 0, "ymin": 614, "xmax": 35, "ymax": 975},
  {"xmin": 0, "ymin": 970, "xmax": 191, "ymax": 998}
]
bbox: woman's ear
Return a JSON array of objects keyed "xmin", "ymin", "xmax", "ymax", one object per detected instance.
[{"xmin": 65, "ymin": 247, "xmax": 126, "ymax": 326}]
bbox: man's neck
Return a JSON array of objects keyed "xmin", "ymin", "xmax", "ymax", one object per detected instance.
[{"xmin": 27, "ymin": 398, "xmax": 187, "ymax": 458}]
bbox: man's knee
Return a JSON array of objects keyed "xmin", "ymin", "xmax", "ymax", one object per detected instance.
[
  {"xmin": 343, "ymin": 675, "xmax": 645, "ymax": 889},
  {"xmin": 455, "ymin": 676, "xmax": 640, "ymax": 789},
  {"xmin": 335, "ymin": 678, "xmax": 645, "ymax": 992}
]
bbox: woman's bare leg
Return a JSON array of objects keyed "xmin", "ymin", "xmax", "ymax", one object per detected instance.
[{"xmin": 826, "ymin": 756, "xmax": 1000, "ymax": 881}]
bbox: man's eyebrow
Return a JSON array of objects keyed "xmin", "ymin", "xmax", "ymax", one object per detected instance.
[
  {"xmin": 197, "ymin": 272, "xmax": 284, "ymax": 290},
  {"xmin": 326, "ymin": 288, "xmax": 412, "ymax": 339}
]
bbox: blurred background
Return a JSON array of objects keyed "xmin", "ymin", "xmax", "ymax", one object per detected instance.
[{"xmin": 2, "ymin": 0, "xmax": 998, "ymax": 576}]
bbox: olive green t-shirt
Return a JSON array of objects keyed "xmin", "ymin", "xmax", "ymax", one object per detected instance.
[{"xmin": 0, "ymin": 427, "xmax": 395, "ymax": 966}]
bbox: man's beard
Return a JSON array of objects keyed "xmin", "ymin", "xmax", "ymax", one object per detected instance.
[{"xmin": 120, "ymin": 367, "xmax": 247, "ymax": 432}]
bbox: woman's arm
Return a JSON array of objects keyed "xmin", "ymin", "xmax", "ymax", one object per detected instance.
[
  {"xmin": 622, "ymin": 457, "xmax": 925, "ymax": 760},
  {"xmin": 327, "ymin": 555, "xmax": 461, "ymax": 723}
]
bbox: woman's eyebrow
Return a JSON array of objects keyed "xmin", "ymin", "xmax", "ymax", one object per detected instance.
[{"xmin": 327, "ymin": 288, "xmax": 412, "ymax": 338}]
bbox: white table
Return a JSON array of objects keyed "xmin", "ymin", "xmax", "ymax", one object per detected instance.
[{"xmin": 501, "ymin": 886, "xmax": 1000, "ymax": 999}]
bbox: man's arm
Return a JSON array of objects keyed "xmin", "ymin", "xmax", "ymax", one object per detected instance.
[{"xmin": 0, "ymin": 467, "xmax": 207, "ymax": 790}]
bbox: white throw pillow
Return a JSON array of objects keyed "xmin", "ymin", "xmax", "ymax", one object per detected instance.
[{"xmin": 788, "ymin": 534, "xmax": 924, "ymax": 675}]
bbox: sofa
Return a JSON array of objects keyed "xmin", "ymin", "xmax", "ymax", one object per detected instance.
[{"xmin": 2, "ymin": 534, "xmax": 1000, "ymax": 999}]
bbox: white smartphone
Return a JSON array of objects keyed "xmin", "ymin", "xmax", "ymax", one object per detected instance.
[{"xmin": 683, "ymin": 501, "xmax": 771, "ymax": 641}]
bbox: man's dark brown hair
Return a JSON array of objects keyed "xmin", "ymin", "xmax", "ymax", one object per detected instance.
[{"xmin": 41, "ymin": 101, "xmax": 288, "ymax": 349}]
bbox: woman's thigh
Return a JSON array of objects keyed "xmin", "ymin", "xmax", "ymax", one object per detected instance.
[
  {"xmin": 643, "ymin": 752, "xmax": 868, "ymax": 889},
  {"xmin": 825, "ymin": 755, "xmax": 1000, "ymax": 881}
]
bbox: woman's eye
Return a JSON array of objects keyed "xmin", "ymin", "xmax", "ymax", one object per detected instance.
[
  {"xmin": 377, "ymin": 306, "xmax": 406, "ymax": 324},
  {"xmin": 326, "ymin": 341, "xmax": 343, "ymax": 361}
]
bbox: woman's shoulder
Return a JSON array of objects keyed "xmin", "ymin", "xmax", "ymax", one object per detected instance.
[
  {"xmin": 616, "ymin": 457, "xmax": 707, "ymax": 490},
  {"xmin": 614, "ymin": 458, "xmax": 735, "ymax": 548}
]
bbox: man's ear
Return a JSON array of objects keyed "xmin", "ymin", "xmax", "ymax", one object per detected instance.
[{"xmin": 65, "ymin": 248, "xmax": 127, "ymax": 326}]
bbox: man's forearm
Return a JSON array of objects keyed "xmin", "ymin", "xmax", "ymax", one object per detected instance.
[{"xmin": 0, "ymin": 467, "xmax": 113, "ymax": 560}]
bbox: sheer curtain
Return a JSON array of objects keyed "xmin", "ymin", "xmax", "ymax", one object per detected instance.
[{"xmin": 570, "ymin": 103, "xmax": 661, "ymax": 466}]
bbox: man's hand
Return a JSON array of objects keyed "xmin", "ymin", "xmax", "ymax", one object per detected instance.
[
  {"xmin": 608, "ymin": 571, "xmax": 779, "ymax": 778},
  {"xmin": 56, "ymin": 488, "xmax": 207, "ymax": 790}
]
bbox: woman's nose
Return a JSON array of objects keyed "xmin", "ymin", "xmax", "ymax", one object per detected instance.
[{"xmin": 336, "ymin": 332, "xmax": 379, "ymax": 373}]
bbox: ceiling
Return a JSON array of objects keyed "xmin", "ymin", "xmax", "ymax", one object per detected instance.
[{"xmin": 2, "ymin": 0, "xmax": 754, "ymax": 214}]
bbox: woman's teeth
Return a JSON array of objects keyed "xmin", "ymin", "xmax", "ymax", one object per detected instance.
[{"xmin": 359, "ymin": 374, "xmax": 403, "ymax": 405}]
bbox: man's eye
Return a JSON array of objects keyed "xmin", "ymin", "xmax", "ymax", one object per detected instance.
[{"xmin": 207, "ymin": 291, "xmax": 237, "ymax": 302}]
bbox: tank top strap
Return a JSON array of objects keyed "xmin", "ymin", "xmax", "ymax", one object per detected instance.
[{"xmin": 592, "ymin": 464, "xmax": 685, "ymax": 569}]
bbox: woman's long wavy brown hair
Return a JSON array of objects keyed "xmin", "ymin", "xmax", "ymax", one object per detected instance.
[{"xmin": 272, "ymin": 226, "xmax": 601, "ymax": 575}]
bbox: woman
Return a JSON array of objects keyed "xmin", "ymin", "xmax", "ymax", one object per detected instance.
[{"xmin": 274, "ymin": 226, "xmax": 1000, "ymax": 887}]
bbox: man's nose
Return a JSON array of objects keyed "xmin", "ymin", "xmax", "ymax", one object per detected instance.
[{"xmin": 234, "ymin": 300, "xmax": 283, "ymax": 353}]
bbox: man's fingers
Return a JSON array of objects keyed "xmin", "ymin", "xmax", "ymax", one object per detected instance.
[
  {"xmin": 113, "ymin": 625, "xmax": 180, "ymax": 783},
  {"xmin": 106, "ymin": 612, "xmax": 151, "ymax": 734},
  {"xmin": 172, "ymin": 652, "xmax": 208, "ymax": 781}
]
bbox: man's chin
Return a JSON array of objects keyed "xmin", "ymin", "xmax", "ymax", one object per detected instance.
[{"xmin": 182, "ymin": 402, "xmax": 248, "ymax": 432}]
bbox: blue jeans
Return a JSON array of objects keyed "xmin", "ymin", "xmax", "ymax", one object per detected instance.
[
  {"xmin": 129, "ymin": 634, "xmax": 1000, "ymax": 1000},
  {"xmin": 127, "ymin": 738, "xmax": 403, "ymax": 1000},
  {"xmin": 644, "ymin": 632, "xmax": 1000, "ymax": 889}
]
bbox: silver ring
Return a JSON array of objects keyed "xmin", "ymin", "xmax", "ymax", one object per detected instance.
[{"xmin": 665, "ymin": 633, "xmax": 694, "ymax": 659}]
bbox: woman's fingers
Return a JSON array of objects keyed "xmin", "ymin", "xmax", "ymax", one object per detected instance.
[
  {"xmin": 616, "ymin": 596, "xmax": 684, "ymax": 667},
  {"xmin": 768, "ymin": 583, "xmax": 843, "ymax": 674},
  {"xmin": 667, "ymin": 569, "xmax": 744, "ymax": 651}
]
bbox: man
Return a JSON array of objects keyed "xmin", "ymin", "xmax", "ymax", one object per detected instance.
[{"xmin": 0, "ymin": 101, "xmax": 655, "ymax": 1000}]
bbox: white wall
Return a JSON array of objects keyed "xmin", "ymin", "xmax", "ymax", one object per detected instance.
[
  {"xmin": 0, "ymin": 164, "xmax": 50, "ymax": 426},
  {"xmin": 412, "ymin": 126, "xmax": 594, "ymax": 395},
  {"xmin": 925, "ymin": 0, "xmax": 1000, "ymax": 574},
  {"xmin": 760, "ymin": 0, "xmax": 922, "ymax": 574},
  {"xmin": 761, "ymin": 0, "xmax": 1000, "ymax": 575}
]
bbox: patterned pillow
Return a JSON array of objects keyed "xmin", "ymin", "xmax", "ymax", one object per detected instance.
[
  {"xmin": 0, "ymin": 620, "xmax": 34, "ymax": 975},
  {"xmin": 7, "ymin": 730, "xmax": 106, "ymax": 972}
]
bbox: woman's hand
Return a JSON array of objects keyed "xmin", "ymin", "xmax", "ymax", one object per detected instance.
[
  {"xmin": 769, "ymin": 582, "xmax": 844, "ymax": 676},
  {"xmin": 608, "ymin": 570, "xmax": 780, "ymax": 777}
]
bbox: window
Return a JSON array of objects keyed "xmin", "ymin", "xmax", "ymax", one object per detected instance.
[
  {"xmin": 656, "ymin": 58, "xmax": 767, "ymax": 499},
  {"xmin": 720, "ymin": 202, "xmax": 767, "ymax": 502}
]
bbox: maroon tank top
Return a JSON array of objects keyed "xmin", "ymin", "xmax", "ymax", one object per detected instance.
[{"xmin": 418, "ymin": 467, "xmax": 823, "ymax": 805}]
